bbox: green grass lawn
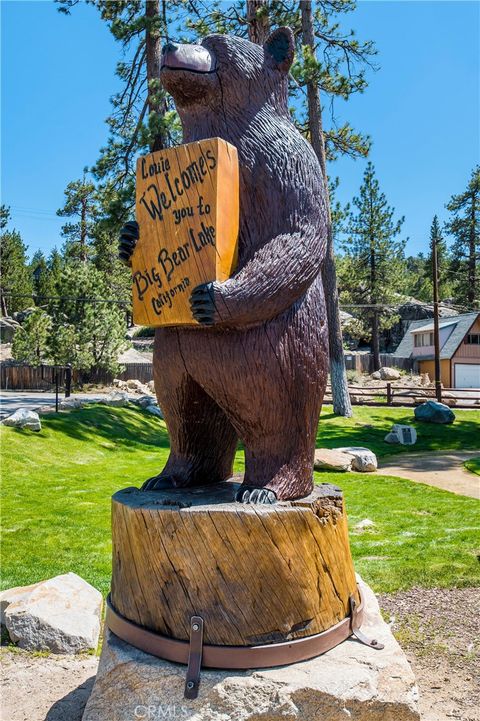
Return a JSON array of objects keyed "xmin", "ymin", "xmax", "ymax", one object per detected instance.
[
  {"xmin": 317, "ymin": 405, "xmax": 480, "ymax": 458},
  {"xmin": 464, "ymin": 457, "xmax": 480, "ymax": 476},
  {"xmin": 1, "ymin": 404, "xmax": 479, "ymax": 597}
]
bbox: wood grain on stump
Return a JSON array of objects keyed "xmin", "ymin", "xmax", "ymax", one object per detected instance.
[{"xmin": 111, "ymin": 479, "xmax": 358, "ymax": 647}]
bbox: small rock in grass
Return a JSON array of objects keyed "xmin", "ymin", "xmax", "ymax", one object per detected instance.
[
  {"xmin": 355, "ymin": 518, "xmax": 376, "ymax": 530},
  {"xmin": 338, "ymin": 446, "xmax": 378, "ymax": 472},
  {"xmin": 133, "ymin": 395, "xmax": 157, "ymax": 409},
  {"xmin": 101, "ymin": 391, "xmax": 130, "ymax": 407},
  {"xmin": 145, "ymin": 404, "xmax": 164, "ymax": 419},
  {"xmin": 314, "ymin": 448, "xmax": 354, "ymax": 472},
  {"xmin": 2, "ymin": 408, "xmax": 41, "ymax": 431},
  {"xmin": 384, "ymin": 431, "xmax": 400, "ymax": 444},
  {"xmin": 59, "ymin": 398, "xmax": 84, "ymax": 410},
  {"xmin": 389, "ymin": 424, "xmax": 417, "ymax": 445}
]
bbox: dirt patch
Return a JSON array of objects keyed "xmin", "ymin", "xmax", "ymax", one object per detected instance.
[
  {"xmin": 0, "ymin": 649, "xmax": 98, "ymax": 721},
  {"xmin": 379, "ymin": 587, "xmax": 480, "ymax": 721}
]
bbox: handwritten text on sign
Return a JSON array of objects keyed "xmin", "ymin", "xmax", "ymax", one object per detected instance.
[{"xmin": 132, "ymin": 138, "xmax": 239, "ymax": 327}]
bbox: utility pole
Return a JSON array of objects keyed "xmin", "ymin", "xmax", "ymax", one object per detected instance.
[{"xmin": 432, "ymin": 230, "xmax": 442, "ymax": 402}]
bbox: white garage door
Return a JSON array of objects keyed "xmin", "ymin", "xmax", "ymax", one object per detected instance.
[{"xmin": 454, "ymin": 364, "xmax": 480, "ymax": 388}]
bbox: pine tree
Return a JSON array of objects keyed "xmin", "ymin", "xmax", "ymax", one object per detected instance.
[
  {"xmin": 0, "ymin": 212, "xmax": 34, "ymax": 316},
  {"xmin": 343, "ymin": 162, "xmax": 406, "ymax": 370},
  {"xmin": 423, "ymin": 216, "xmax": 451, "ymax": 301},
  {"xmin": 52, "ymin": 262, "xmax": 128, "ymax": 375},
  {"xmin": 57, "ymin": 173, "xmax": 98, "ymax": 262},
  {"xmin": 11, "ymin": 308, "xmax": 52, "ymax": 366},
  {"xmin": 445, "ymin": 166, "xmax": 480, "ymax": 308}
]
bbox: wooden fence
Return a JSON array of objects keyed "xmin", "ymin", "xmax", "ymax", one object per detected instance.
[
  {"xmin": 0, "ymin": 362, "xmax": 154, "ymax": 391},
  {"xmin": 343, "ymin": 354, "xmax": 418, "ymax": 375},
  {"xmin": 323, "ymin": 383, "xmax": 478, "ymax": 409}
]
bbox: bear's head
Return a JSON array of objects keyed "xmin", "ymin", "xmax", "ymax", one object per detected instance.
[{"xmin": 160, "ymin": 28, "xmax": 294, "ymax": 121}]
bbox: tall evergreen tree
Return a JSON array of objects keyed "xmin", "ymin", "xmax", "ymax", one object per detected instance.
[
  {"xmin": 445, "ymin": 166, "xmax": 480, "ymax": 307},
  {"xmin": 424, "ymin": 215, "xmax": 451, "ymax": 301},
  {"xmin": 11, "ymin": 308, "xmax": 52, "ymax": 366},
  {"xmin": 52, "ymin": 262, "xmax": 128, "ymax": 374},
  {"xmin": 57, "ymin": 173, "xmax": 98, "ymax": 262},
  {"xmin": 342, "ymin": 162, "xmax": 406, "ymax": 370},
  {"xmin": 0, "ymin": 211, "xmax": 34, "ymax": 316}
]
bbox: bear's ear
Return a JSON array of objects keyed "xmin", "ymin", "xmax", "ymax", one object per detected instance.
[{"xmin": 264, "ymin": 27, "xmax": 295, "ymax": 73}]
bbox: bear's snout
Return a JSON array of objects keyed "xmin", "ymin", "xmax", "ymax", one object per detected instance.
[{"xmin": 161, "ymin": 42, "xmax": 216, "ymax": 74}]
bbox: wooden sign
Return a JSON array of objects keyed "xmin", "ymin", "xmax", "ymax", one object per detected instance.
[{"xmin": 132, "ymin": 138, "xmax": 239, "ymax": 326}]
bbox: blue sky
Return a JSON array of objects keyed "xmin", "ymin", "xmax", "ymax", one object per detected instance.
[{"xmin": 1, "ymin": 0, "xmax": 479, "ymax": 259}]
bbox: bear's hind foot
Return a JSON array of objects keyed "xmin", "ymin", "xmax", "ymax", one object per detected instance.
[{"xmin": 235, "ymin": 486, "xmax": 277, "ymax": 504}]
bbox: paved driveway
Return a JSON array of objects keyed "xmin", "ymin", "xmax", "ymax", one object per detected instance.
[
  {"xmin": 0, "ymin": 390, "xmax": 111, "ymax": 419},
  {"xmin": 378, "ymin": 450, "xmax": 480, "ymax": 499}
]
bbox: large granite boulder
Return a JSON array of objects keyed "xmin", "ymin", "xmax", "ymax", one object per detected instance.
[
  {"xmin": 0, "ymin": 572, "xmax": 102, "ymax": 654},
  {"xmin": 379, "ymin": 367, "xmax": 401, "ymax": 381},
  {"xmin": 2, "ymin": 408, "xmax": 41, "ymax": 431},
  {"xmin": 414, "ymin": 400, "xmax": 455, "ymax": 424},
  {"xmin": 337, "ymin": 447, "xmax": 378, "ymax": 472},
  {"xmin": 101, "ymin": 391, "xmax": 130, "ymax": 407},
  {"xmin": 82, "ymin": 576, "xmax": 419, "ymax": 721},
  {"xmin": 314, "ymin": 448, "xmax": 354, "ymax": 472}
]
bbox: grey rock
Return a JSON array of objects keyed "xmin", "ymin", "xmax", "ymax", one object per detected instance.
[
  {"xmin": 379, "ymin": 367, "xmax": 401, "ymax": 381},
  {"xmin": 390, "ymin": 424, "xmax": 417, "ymax": 445},
  {"xmin": 145, "ymin": 404, "xmax": 164, "ymax": 419},
  {"xmin": 0, "ymin": 317, "xmax": 20, "ymax": 342},
  {"xmin": 1, "ymin": 572, "xmax": 102, "ymax": 654},
  {"xmin": 338, "ymin": 446, "xmax": 378, "ymax": 472},
  {"xmin": 82, "ymin": 576, "xmax": 419, "ymax": 721},
  {"xmin": 134, "ymin": 395, "xmax": 157, "ymax": 409},
  {"xmin": 60, "ymin": 398, "xmax": 84, "ymax": 410},
  {"xmin": 384, "ymin": 432, "xmax": 400, "ymax": 444},
  {"xmin": 2, "ymin": 408, "xmax": 41, "ymax": 431},
  {"xmin": 314, "ymin": 448, "xmax": 354, "ymax": 472},
  {"xmin": 101, "ymin": 391, "xmax": 130, "ymax": 407},
  {"xmin": 414, "ymin": 400, "xmax": 455, "ymax": 424},
  {"xmin": 370, "ymin": 370, "xmax": 381, "ymax": 380}
]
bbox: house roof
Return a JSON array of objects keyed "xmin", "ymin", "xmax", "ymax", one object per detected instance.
[
  {"xmin": 394, "ymin": 312, "xmax": 480, "ymax": 360},
  {"xmin": 410, "ymin": 319, "xmax": 458, "ymax": 333}
]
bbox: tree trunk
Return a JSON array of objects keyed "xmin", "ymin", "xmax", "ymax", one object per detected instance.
[
  {"xmin": 468, "ymin": 194, "xmax": 476, "ymax": 306},
  {"xmin": 300, "ymin": 1, "xmax": 352, "ymax": 416},
  {"xmin": 80, "ymin": 198, "xmax": 87, "ymax": 263},
  {"xmin": 145, "ymin": 0, "xmax": 165, "ymax": 152},
  {"xmin": 371, "ymin": 310, "xmax": 380, "ymax": 371},
  {"xmin": 246, "ymin": 0, "xmax": 270, "ymax": 44},
  {"xmin": 111, "ymin": 480, "xmax": 358, "ymax": 646}
]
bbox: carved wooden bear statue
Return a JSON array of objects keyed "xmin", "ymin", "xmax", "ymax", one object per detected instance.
[{"xmin": 120, "ymin": 28, "xmax": 329, "ymax": 503}]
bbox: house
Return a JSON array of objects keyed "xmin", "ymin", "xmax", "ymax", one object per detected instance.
[{"xmin": 395, "ymin": 312, "xmax": 480, "ymax": 388}]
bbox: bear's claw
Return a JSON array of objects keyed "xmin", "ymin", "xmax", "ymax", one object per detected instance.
[
  {"xmin": 119, "ymin": 220, "xmax": 139, "ymax": 266},
  {"xmin": 141, "ymin": 474, "xmax": 176, "ymax": 491},
  {"xmin": 235, "ymin": 487, "xmax": 277, "ymax": 504}
]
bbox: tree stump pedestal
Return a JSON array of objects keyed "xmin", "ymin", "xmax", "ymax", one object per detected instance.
[{"xmin": 110, "ymin": 478, "xmax": 359, "ymax": 650}]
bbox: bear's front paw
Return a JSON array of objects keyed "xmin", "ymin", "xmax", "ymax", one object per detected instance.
[
  {"xmin": 235, "ymin": 486, "xmax": 277, "ymax": 504},
  {"xmin": 190, "ymin": 281, "xmax": 220, "ymax": 325},
  {"xmin": 119, "ymin": 220, "xmax": 139, "ymax": 266}
]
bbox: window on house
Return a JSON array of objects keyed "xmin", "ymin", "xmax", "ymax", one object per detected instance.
[
  {"xmin": 466, "ymin": 333, "xmax": 480, "ymax": 345},
  {"xmin": 414, "ymin": 332, "xmax": 434, "ymax": 347}
]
